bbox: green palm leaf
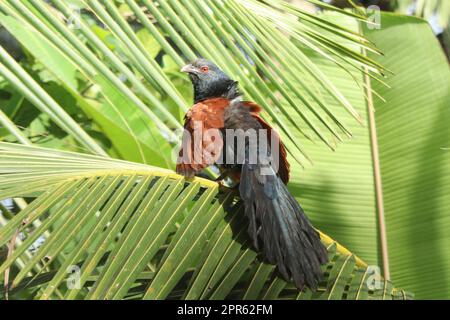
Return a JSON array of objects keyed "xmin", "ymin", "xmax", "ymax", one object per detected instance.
[
  {"xmin": 0, "ymin": 0, "xmax": 384, "ymax": 165},
  {"xmin": 0, "ymin": 142, "xmax": 411, "ymax": 300}
]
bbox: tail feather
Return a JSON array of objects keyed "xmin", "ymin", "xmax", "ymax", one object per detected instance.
[
  {"xmin": 223, "ymin": 98, "xmax": 328, "ymax": 290},
  {"xmin": 239, "ymin": 162, "xmax": 328, "ymax": 290}
]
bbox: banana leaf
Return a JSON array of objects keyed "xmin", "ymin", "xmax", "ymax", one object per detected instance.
[{"xmin": 286, "ymin": 13, "xmax": 450, "ymax": 299}]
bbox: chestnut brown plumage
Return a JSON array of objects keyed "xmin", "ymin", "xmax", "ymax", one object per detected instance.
[{"xmin": 177, "ymin": 59, "xmax": 328, "ymax": 290}]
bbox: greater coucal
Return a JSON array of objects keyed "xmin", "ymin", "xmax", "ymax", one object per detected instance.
[{"xmin": 177, "ymin": 59, "xmax": 328, "ymax": 290}]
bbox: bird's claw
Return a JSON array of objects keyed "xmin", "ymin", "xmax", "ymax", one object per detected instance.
[{"xmin": 216, "ymin": 180, "xmax": 233, "ymax": 192}]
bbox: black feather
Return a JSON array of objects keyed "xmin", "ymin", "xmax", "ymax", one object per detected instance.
[{"xmin": 224, "ymin": 99, "xmax": 328, "ymax": 290}]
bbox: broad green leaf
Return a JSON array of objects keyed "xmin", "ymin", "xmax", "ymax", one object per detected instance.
[
  {"xmin": 285, "ymin": 13, "xmax": 449, "ymax": 299},
  {"xmin": 365, "ymin": 13, "xmax": 450, "ymax": 299},
  {"xmin": 136, "ymin": 28, "xmax": 162, "ymax": 59}
]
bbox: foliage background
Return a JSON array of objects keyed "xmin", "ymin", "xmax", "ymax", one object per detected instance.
[{"xmin": 0, "ymin": 0, "xmax": 449, "ymax": 299}]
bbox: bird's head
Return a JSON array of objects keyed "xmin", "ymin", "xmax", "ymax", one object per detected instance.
[{"xmin": 181, "ymin": 59, "xmax": 239, "ymax": 103}]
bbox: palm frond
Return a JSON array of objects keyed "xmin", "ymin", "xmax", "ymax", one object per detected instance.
[
  {"xmin": 0, "ymin": 142, "xmax": 411, "ymax": 300},
  {"xmin": 0, "ymin": 0, "xmax": 385, "ymax": 165}
]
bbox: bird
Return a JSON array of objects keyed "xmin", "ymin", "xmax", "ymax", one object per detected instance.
[{"xmin": 176, "ymin": 58, "xmax": 328, "ymax": 290}]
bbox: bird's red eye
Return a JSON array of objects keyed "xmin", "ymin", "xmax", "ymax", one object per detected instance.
[{"xmin": 200, "ymin": 66, "xmax": 209, "ymax": 73}]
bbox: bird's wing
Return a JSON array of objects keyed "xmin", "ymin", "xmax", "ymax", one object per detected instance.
[
  {"xmin": 243, "ymin": 101, "xmax": 291, "ymax": 184},
  {"xmin": 176, "ymin": 98, "xmax": 228, "ymax": 177}
]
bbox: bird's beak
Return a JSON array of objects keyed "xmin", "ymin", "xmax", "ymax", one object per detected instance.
[{"xmin": 180, "ymin": 64, "xmax": 197, "ymax": 74}]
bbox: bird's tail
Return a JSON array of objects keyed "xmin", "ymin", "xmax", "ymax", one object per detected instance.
[{"xmin": 239, "ymin": 161, "xmax": 328, "ymax": 290}]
